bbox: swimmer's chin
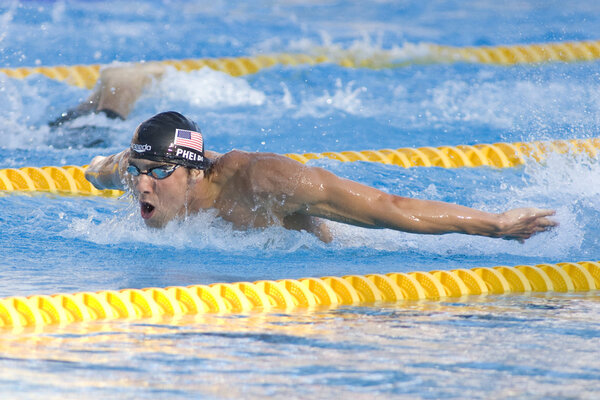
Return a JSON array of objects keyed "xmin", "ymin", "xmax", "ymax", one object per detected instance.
[
  {"xmin": 141, "ymin": 212, "xmax": 185, "ymax": 229},
  {"xmin": 139, "ymin": 201, "xmax": 168, "ymax": 228},
  {"xmin": 141, "ymin": 210, "xmax": 170, "ymax": 228},
  {"xmin": 143, "ymin": 218, "xmax": 166, "ymax": 229}
]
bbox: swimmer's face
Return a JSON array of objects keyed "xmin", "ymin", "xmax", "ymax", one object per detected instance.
[{"xmin": 128, "ymin": 158, "xmax": 192, "ymax": 228}]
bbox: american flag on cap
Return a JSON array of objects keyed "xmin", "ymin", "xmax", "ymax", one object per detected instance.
[{"xmin": 173, "ymin": 129, "xmax": 203, "ymax": 153}]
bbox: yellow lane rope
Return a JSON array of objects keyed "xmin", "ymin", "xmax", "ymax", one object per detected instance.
[
  {"xmin": 0, "ymin": 54, "xmax": 328, "ymax": 89},
  {"xmin": 428, "ymin": 39, "xmax": 600, "ymax": 65},
  {"xmin": 285, "ymin": 137, "xmax": 600, "ymax": 167},
  {"xmin": 1, "ymin": 137, "xmax": 598, "ymax": 197},
  {"xmin": 1, "ymin": 40, "xmax": 599, "ymax": 89},
  {"xmin": 0, "ymin": 164, "xmax": 121, "ymax": 197},
  {"xmin": 1, "ymin": 260, "xmax": 598, "ymax": 330}
]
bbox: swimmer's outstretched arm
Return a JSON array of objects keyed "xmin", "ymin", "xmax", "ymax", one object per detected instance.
[
  {"xmin": 280, "ymin": 162, "xmax": 557, "ymax": 242},
  {"xmin": 85, "ymin": 150, "xmax": 130, "ymax": 190}
]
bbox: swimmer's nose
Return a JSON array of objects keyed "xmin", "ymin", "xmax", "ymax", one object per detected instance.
[{"xmin": 134, "ymin": 173, "xmax": 154, "ymax": 194}]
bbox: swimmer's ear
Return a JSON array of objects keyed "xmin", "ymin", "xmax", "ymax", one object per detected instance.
[{"xmin": 187, "ymin": 168, "xmax": 204, "ymax": 182}]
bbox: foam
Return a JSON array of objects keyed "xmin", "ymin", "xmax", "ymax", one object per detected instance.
[
  {"xmin": 0, "ymin": 74, "xmax": 53, "ymax": 149},
  {"xmin": 143, "ymin": 67, "xmax": 266, "ymax": 108},
  {"xmin": 418, "ymin": 78, "xmax": 600, "ymax": 134},
  {"xmin": 327, "ymin": 211, "xmax": 572, "ymax": 259},
  {"xmin": 62, "ymin": 183, "xmax": 575, "ymax": 259},
  {"xmin": 284, "ymin": 36, "xmax": 436, "ymax": 66},
  {"xmin": 65, "ymin": 200, "xmax": 325, "ymax": 253},
  {"xmin": 293, "ymin": 79, "xmax": 368, "ymax": 118}
]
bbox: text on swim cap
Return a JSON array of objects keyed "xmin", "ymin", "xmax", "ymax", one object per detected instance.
[
  {"xmin": 132, "ymin": 143, "xmax": 152, "ymax": 153},
  {"xmin": 176, "ymin": 148, "xmax": 203, "ymax": 162}
]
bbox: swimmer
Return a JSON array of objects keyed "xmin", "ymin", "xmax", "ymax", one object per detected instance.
[
  {"xmin": 85, "ymin": 111, "xmax": 557, "ymax": 243},
  {"xmin": 50, "ymin": 63, "xmax": 168, "ymax": 125}
]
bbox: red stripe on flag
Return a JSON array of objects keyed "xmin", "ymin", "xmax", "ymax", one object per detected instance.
[{"xmin": 174, "ymin": 129, "xmax": 203, "ymax": 152}]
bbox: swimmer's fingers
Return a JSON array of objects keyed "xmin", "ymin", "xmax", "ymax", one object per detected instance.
[
  {"xmin": 502, "ymin": 225, "xmax": 555, "ymax": 243},
  {"xmin": 534, "ymin": 209, "xmax": 558, "ymax": 224},
  {"xmin": 498, "ymin": 207, "xmax": 558, "ymax": 242},
  {"xmin": 536, "ymin": 217, "xmax": 559, "ymax": 229},
  {"xmin": 533, "ymin": 208, "xmax": 556, "ymax": 218},
  {"xmin": 529, "ymin": 216, "xmax": 558, "ymax": 233}
]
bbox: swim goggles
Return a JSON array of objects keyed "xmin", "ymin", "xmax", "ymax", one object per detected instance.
[{"xmin": 126, "ymin": 163, "xmax": 180, "ymax": 180}]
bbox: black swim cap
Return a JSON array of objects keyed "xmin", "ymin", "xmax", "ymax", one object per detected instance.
[{"xmin": 130, "ymin": 111, "xmax": 209, "ymax": 169}]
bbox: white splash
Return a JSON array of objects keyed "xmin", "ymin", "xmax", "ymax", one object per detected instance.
[
  {"xmin": 419, "ymin": 78, "xmax": 600, "ymax": 133},
  {"xmin": 284, "ymin": 36, "xmax": 436, "ymax": 66},
  {"xmin": 0, "ymin": 75, "xmax": 53, "ymax": 148},
  {"xmin": 327, "ymin": 211, "xmax": 572, "ymax": 258},
  {"xmin": 293, "ymin": 79, "xmax": 367, "ymax": 118},
  {"xmin": 144, "ymin": 67, "xmax": 266, "ymax": 108},
  {"xmin": 65, "ymin": 202, "xmax": 324, "ymax": 253}
]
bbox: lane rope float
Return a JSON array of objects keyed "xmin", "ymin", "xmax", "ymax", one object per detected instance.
[
  {"xmin": 427, "ymin": 39, "xmax": 600, "ymax": 65},
  {"xmin": 0, "ymin": 260, "xmax": 598, "ymax": 330},
  {"xmin": 1, "ymin": 39, "xmax": 599, "ymax": 89},
  {"xmin": 1, "ymin": 137, "xmax": 598, "ymax": 197},
  {"xmin": 285, "ymin": 137, "xmax": 600, "ymax": 167},
  {"xmin": 0, "ymin": 53, "xmax": 329, "ymax": 89},
  {"xmin": 0, "ymin": 165, "xmax": 121, "ymax": 197}
]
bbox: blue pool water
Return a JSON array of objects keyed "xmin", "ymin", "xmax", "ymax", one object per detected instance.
[{"xmin": 2, "ymin": 0, "xmax": 600, "ymax": 398}]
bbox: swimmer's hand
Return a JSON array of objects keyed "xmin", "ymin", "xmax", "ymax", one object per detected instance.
[
  {"xmin": 495, "ymin": 208, "xmax": 557, "ymax": 243},
  {"xmin": 84, "ymin": 149, "xmax": 130, "ymax": 190}
]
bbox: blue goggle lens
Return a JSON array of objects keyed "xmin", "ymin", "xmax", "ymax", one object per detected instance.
[{"xmin": 126, "ymin": 164, "xmax": 179, "ymax": 179}]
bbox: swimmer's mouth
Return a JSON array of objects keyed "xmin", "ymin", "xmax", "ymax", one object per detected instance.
[{"xmin": 140, "ymin": 201, "xmax": 155, "ymax": 219}]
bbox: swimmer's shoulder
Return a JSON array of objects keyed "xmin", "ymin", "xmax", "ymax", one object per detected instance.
[
  {"xmin": 207, "ymin": 150, "xmax": 253, "ymax": 183},
  {"xmin": 215, "ymin": 149, "xmax": 253, "ymax": 168},
  {"xmin": 209, "ymin": 150, "xmax": 298, "ymax": 183},
  {"xmin": 216, "ymin": 149, "xmax": 290, "ymax": 168}
]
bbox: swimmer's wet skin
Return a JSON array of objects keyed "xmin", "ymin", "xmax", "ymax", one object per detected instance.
[{"xmin": 84, "ymin": 111, "xmax": 558, "ymax": 242}]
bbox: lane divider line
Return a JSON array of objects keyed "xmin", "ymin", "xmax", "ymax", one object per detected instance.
[
  {"xmin": 1, "ymin": 40, "xmax": 599, "ymax": 89},
  {"xmin": 1, "ymin": 260, "xmax": 598, "ymax": 330}
]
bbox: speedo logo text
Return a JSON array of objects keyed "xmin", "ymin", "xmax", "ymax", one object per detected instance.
[{"xmin": 132, "ymin": 143, "xmax": 152, "ymax": 152}]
